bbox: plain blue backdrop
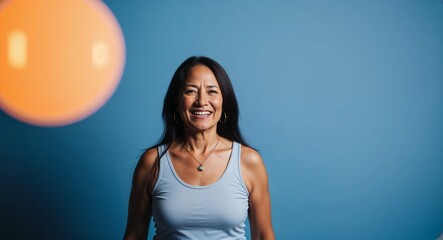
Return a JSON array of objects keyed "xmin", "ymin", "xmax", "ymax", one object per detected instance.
[{"xmin": 1, "ymin": 0, "xmax": 443, "ymax": 239}]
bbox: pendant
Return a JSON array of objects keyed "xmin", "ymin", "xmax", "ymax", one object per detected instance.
[{"xmin": 197, "ymin": 164, "xmax": 204, "ymax": 171}]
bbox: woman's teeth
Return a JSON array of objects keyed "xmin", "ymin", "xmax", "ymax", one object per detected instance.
[{"xmin": 193, "ymin": 111, "xmax": 211, "ymax": 115}]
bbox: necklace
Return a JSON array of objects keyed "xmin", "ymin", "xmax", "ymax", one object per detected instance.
[{"xmin": 183, "ymin": 137, "xmax": 220, "ymax": 172}]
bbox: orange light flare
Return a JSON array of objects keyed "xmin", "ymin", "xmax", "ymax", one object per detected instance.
[{"xmin": 0, "ymin": 0, "xmax": 126, "ymax": 126}]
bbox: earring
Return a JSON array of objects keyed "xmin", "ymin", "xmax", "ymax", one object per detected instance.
[
  {"xmin": 173, "ymin": 112, "xmax": 181, "ymax": 123},
  {"xmin": 219, "ymin": 112, "xmax": 227, "ymax": 124}
]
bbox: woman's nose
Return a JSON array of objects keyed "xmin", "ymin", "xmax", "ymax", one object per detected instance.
[{"xmin": 196, "ymin": 92, "xmax": 208, "ymax": 106}]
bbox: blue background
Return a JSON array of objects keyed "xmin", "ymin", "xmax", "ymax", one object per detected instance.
[{"xmin": 1, "ymin": 0, "xmax": 443, "ymax": 239}]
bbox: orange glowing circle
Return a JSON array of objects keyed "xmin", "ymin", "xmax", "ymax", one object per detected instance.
[{"xmin": 0, "ymin": 0, "xmax": 125, "ymax": 126}]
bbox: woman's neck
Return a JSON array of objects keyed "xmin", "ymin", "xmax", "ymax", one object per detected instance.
[{"xmin": 182, "ymin": 131, "xmax": 219, "ymax": 154}]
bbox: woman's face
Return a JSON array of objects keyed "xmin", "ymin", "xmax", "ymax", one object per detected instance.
[{"xmin": 179, "ymin": 65, "xmax": 223, "ymax": 134}]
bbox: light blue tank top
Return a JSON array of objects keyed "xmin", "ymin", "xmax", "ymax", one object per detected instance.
[{"xmin": 152, "ymin": 142, "xmax": 249, "ymax": 239}]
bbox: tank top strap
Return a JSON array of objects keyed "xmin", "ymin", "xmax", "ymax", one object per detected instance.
[
  {"xmin": 225, "ymin": 141, "xmax": 240, "ymax": 174},
  {"xmin": 224, "ymin": 142, "xmax": 249, "ymax": 194},
  {"xmin": 152, "ymin": 144, "xmax": 169, "ymax": 192},
  {"xmin": 157, "ymin": 144, "xmax": 168, "ymax": 168}
]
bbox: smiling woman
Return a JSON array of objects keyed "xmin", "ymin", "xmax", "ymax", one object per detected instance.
[
  {"xmin": 179, "ymin": 65, "xmax": 224, "ymax": 135},
  {"xmin": 124, "ymin": 56, "xmax": 275, "ymax": 240}
]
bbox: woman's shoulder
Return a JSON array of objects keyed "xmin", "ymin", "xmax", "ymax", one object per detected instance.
[
  {"xmin": 137, "ymin": 146, "xmax": 160, "ymax": 172},
  {"xmin": 134, "ymin": 146, "xmax": 162, "ymax": 192},
  {"xmin": 141, "ymin": 146, "xmax": 158, "ymax": 162},
  {"xmin": 240, "ymin": 144, "xmax": 267, "ymax": 193},
  {"xmin": 240, "ymin": 145, "xmax": 263, "ymax": 168}
]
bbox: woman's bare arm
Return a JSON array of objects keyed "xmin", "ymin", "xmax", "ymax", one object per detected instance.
[
  {"xmin": 242, "ymin": 146, "xmax": 275, "ymax": 240},
  {"xmin": 124, "ymin": 148, "xmax": 158, "ymax": 240}
]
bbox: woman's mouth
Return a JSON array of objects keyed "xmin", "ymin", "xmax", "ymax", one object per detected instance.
[{"xmin": 191, "ymin": 110, "xmax": 212, "ymax": 117}]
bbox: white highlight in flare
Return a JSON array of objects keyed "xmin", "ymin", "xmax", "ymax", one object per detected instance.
[
  {"xmin": 91, "ymin": 41, "xmax": 109, "ymax": 69},
  {"xmin": 7, "ymin": 30, "xmax": 27, "ymax": 69}
]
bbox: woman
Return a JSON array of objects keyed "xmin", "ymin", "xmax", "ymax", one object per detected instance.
[{"xmin": 124, "ymin": 56, "xmax": 275, "ymax": 239}]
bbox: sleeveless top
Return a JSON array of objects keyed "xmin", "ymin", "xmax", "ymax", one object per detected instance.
[{"xmin": 151, "ymin": 142, "xmax": 249, "ymax": 239}]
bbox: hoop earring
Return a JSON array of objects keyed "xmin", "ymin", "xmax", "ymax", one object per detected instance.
[
  {"xmin": 219, "ymin": 112, "xmax": 227, "ymax": 124},
  {"xmin": 173, "ymin": 112, "xmax": 181, "ymax": 123}
]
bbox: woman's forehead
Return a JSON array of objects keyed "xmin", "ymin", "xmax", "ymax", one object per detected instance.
[{"xmin": 185, "ymin": 65, "xmax": 219, "ymax": 87}]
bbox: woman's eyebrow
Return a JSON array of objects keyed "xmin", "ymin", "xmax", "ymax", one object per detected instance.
[
  {"xmin": 184, "ymin": 84, "xmax": 199, "ymax": 88},
  {"xmin": 184, "ymin": 84, "xmax": 219, "ymax": 89}
]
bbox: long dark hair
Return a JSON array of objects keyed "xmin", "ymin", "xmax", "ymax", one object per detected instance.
[{"xmin": 155, "ymin": 56, "xmax": 250, "ymax": 148}]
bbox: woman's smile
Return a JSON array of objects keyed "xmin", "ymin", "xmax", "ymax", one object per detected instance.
[{"xmin": 191, "ymin": 110, "xmax": 213, "ymax": 118}]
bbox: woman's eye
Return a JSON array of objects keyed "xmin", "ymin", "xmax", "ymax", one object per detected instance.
[
  {"xmin": 208, "ymin": 90, "xmax": 218, "ymax": 94},
  {"xmin": 185, "ymin": 89, "xmax": 197, "ymax": 94}
]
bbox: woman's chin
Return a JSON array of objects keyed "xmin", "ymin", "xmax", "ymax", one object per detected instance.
[{"xmin": 187, "ymin": 122, "xmax": 217, "ymax": 133}]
